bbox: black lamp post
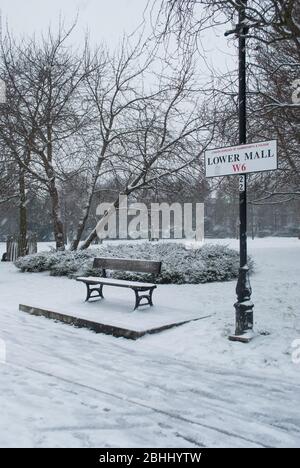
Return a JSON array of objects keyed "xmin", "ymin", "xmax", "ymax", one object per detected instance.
[{"xmin": 226, "ymin": 0, "xmax": 254, "ymax": 341}]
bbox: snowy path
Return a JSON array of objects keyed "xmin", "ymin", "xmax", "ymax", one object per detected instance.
[
  {"xmin": 0, "ymin": 238, "xmax": 300, "ymax": 447},
  {"xmin": 3, "ymin": 351, "xmax": 300, "ymax": 448}
]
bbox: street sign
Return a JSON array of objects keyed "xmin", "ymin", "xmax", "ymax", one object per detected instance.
[{"xmin": 205, "ymin": 140, "xmax": 277, "ymax": 178}]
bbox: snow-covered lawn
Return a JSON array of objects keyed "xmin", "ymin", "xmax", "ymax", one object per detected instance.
[{"xmin": 0, "ymin": 238, "xmax": 300, "ymax": 447}]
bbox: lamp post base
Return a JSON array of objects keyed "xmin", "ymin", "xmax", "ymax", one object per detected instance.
[
  {"xmin": 229, "ymin": 329, "xmax": 255, "ymax": 343},
  {"xmin": 234, "ymin": 298, "xmax": 254, "ymax": 334},
  {"xmin": 231, "ymin": 264, "xmax": 254, "ymax": 343},
  {"xmin": 229, "ymin": 298, "xmax": 254, "ymax": 343}
]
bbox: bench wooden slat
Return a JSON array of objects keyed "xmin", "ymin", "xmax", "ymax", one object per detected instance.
[
  {"xmin": 93, "ymin": 257, "xmax": 161, "ymax": 274},
  {"xmin": 76, "ymin": 276, "xmax": 156, "ymax": 289}
]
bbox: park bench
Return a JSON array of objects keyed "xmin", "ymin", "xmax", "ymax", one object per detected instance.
[{"xmin": 76, "ymin": 257, "xmax": 162, "ymax": 310}]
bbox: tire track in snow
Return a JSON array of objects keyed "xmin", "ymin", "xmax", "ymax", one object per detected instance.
[{"xmin": 7, "ymin": 361, "xmax": 271, "ymax": 448}]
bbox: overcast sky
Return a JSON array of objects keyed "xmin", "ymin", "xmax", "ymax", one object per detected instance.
[
  {"xmin": 0, "ymin": 0, "xmax": 148, "ymax": 46},
  {"xmin": 0, "ymin": 0, "xmax": 235, "ymax": 72}
]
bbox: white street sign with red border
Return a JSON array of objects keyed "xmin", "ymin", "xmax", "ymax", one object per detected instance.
[{"xmin": 205, "ymin": 140, "xmax": 278, "ymax": 178}]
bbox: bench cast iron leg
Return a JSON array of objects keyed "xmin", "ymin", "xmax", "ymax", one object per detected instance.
[
  {"xmin": 149, "ymin": 288, "xmax": 154, "ymax": 306},
  {"xmin": 85, "ymin": 283, "xmax": 91, "ymax": 302},
  {"xmin": 133, "ymin": 288, "xmax": 155, "ymax": 310},
  {"xmin": 85, "ymin": 283, "xmax": 104, "ymax": 302},
  {"xmin": 99, "ymin": 284, "xmax": 104, "ymax": 298}
]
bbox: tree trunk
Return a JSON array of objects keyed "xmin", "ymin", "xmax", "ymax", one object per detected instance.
[
  {"xmin": 49, "ymin": 180, "xmax": 65, "ymax": 251},
  {"xmin": 79, "ymin": 227, "xmax": 98, "ymax": 250},
  {"xmin": 18, "ymin": 167, "xmax": 28, "ymax": 257},
  {"xmin": 70, "ymin": 188, "xmax": 95, "ymax": 251},
  {"xmin": 70, "ymin": 153, "xmax": 106, "ymax": 251},
  {"xmin": 80, "ymin": 197, "xmax": 121, "ymax": 250}
]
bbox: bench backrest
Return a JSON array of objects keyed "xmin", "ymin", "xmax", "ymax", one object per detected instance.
[{"xmin": 93, "ymin": 257, "xmax": 162, "ymax": 275}]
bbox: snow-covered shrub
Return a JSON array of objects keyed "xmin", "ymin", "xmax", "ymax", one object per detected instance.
[
  {"xmin": 15, "ymin": 249, "xmax": 95, "ymax": 275},
  {"xmin": 50, "ymin": 250, "xmax": 96, "ymax": 277},
  {"xmin": 15, "ymin": 242, "xmax": 252, "ymax": 284},
  {"xmin": 14, "ymin": 250, "xmax": 60, "ymax": 272}
]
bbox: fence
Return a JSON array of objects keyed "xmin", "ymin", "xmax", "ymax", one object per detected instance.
[{"xmin": 5, "ymin": 234, "xmax": 37, "ymax": 262}]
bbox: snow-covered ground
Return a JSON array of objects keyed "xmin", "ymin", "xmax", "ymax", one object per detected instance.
[{"xmin": 0, "ymin": 238, "xmax": 300, "ymax": 448}]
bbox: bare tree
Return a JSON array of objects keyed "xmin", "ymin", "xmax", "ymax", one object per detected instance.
[
  {"xmin": 0, "ymin": 147, "xmax": 18, "ymax": 206},
  {"xmin": 0, "ymin": 23, "xmax": 89, "ymax": 250},
  {"xmin": 79, "ymin": 47, "xmax": 216, "ymax": 249},
  {"xmin": 70, "ymin": 36, "xmax": 160, "ymax": 250},
  {"xmin": 156, "ymin": 0, "xmax": 300, "ymax": 203},
  {"xmin": 156, "ymin": 0, "xmax": 300, "ymax": 46}
]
